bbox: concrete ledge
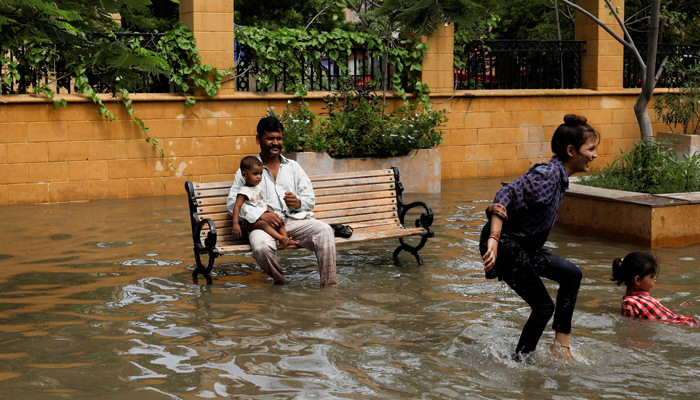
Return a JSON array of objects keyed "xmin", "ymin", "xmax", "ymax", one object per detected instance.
[{"xmin": 557, "ymin": 183, "xmax": 700, "ymax": 247}]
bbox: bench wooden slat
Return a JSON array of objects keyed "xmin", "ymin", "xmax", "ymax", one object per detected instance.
[
  {"xmin": 313, "ymin": 205, "xmax": 397, "ymax": 219},
  {"xmin": 312, "ymin": 175, "xmax": 395, "ymax": 189},
  {"xmin": 309, "ymin": 169, "xmax": 393, "ymax": 182},
  {"xmin": 314, "ymin": 183, "xmax": 395, "ymax": 197},
  {"xmin": 198, "ymin": 207, "xmax": 399, "ymax": 233},
  {"xmin": 198, "ymin": 204, "xmax": 229, "ymax": 214},
  {"xmin": 193, "ymin": 181, "xmax": 235, "ymax": 190},
  {"xmin": 314, "ymin": 198, "xmax": 396, "ymax": 213},
  {"xmin": 198, "ymin": 212, "xmax": 231, "ymax": 222},
  {"xmin": 195, "ymin": 188, "xmax": 231, "ymax": 198},
  {"xmin": 197, "ymin": 197, "xmax": 228, "ymax": 206},
  {"xmin": 320, "ymin": 211, "xmax": 399, "ymax": 225},
  {"xmin": 195, "ymin": 185, "xmax": 396, "ymax": 209},
  {"xmin": 200, "ymin": 216, "xmax": 402, "ymax": 237},
  {"xmin": 213, "ymin": 227, "xmax": 426, "ymax": 254},
  {"xmin": 316, "ymin": 190, "xmax": 395, "ymax": 205}
]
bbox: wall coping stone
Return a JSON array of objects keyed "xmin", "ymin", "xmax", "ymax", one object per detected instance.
[{"xmin": 0, "ymin": 88, "xmax": 676, "ymax": 105}]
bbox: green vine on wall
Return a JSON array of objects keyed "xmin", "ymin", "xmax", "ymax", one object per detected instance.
[
  {"xmin": 1, "ymin": 24, "xmax": 229, "ymax": 174},
  {"xmin": 235, "ymin": 26, "xmax": 431, "ymax": 104}
]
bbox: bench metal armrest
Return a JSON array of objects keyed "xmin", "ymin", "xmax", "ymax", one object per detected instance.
[
  {"xmin": 399, "ymin": 201, "xmax": 435, "ymax": 238},
  {"xmin": 194, "ymin": 217, "xmax": 217, "ymax": 252}
]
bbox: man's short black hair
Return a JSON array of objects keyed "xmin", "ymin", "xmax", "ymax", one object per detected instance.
[
  {"xmin": 257, "ymin": 116, "xmax": 284, "ymax": 137},
  {"xmin": 240, "ymin": 155, "xmax": 263, "ymax": 171}
]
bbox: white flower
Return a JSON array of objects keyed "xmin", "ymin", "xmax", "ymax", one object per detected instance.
[
  {"xmin": 293, "ymin": 119, "xmax": 299, "ymax": 123},
  {"xmin": 288, "ymin": 100, "xmax": 292, "ymax": 103}
]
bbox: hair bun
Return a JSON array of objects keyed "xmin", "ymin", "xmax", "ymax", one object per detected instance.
[{"xmin": 563, "ymin": 114, "xmax": 587, "ymax": 127}]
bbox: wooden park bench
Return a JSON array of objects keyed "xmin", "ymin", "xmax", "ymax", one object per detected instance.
[{"xmin": 185, "ymin": 167, "xmax": 435, "ymax": 284}]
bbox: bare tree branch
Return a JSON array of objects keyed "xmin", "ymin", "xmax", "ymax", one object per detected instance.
[
  {"xmin": 624, "ymin": 5, "xmax": 651, "ymax": 25},
  {"xmin": 654, "ymin": 55, "xmax": 669, "ymax": 84}
]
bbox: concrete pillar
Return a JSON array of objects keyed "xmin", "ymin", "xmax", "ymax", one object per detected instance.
[
  {"xmin": 575, "ymin": 0, "xmax": 625, "ymax": 91},
  {"xmin": 179, "ymin": 0, "xmax": 235, "ymax": 95},
  {"xmin": 420, "ymin": 23, "xmax": 455, "ymax": 94}
]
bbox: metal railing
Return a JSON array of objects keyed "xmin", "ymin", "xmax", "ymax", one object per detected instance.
[
  {"xmin": 624, "ymin": 43, "xmax": 700, "ymax": 88},
  {"xmin": 455, "ymin": 40, "xmax": 586, "ymax": 90},
  {"xmin": 234, "ymin": 42, "xmax": 394, "ymax": 92},
  {"xmin": 1, "ymin": 33, "xmax": 168, "ymax": 95}
]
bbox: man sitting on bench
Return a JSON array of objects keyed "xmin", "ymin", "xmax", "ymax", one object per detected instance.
[{"xmin": 226, "ymin": 116, "xmax": 338, "ymax": 286}]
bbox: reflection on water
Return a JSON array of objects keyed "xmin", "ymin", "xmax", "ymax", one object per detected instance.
[{"xmin": 1, "ymin": 178, "xmax": 700, "ymax": 399}]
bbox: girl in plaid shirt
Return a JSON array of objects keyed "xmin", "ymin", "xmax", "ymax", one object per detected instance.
[
  {"xmin": 612, "ymin": 252, "xmax": 697, "ymax": 327},
  {"xmin": 481, "ymin": 114, "xmax": 599, "ymax": 363}
]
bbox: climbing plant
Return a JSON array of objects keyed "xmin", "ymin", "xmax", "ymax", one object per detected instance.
[{"xmin": 235, "ymin": 26, "xmax": 431, "ymax": 104}]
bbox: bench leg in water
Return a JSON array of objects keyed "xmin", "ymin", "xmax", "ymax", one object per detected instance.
[
  {"xmin": 193, "ymin": 250, "xmax": 216, "ymax": 285},
  {"xmin": 392, "ymin": 235, "xmax": 430, "ymax": 265}
]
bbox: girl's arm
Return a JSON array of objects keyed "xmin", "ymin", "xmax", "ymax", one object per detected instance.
[
  {"xmin": 232, "ymin": 194, "xmax": 247, "ymax": 238},
  {"xmin": 483, "ymin": 214, "xmax": 503, "ymax": 271}
]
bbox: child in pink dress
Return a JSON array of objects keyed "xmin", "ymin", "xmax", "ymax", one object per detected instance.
[{"xmin": 611, "ymin": 252, "xmax": 697, "ymax": 327}]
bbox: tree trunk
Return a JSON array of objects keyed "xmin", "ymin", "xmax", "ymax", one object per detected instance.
[
  {"xmin": 637, "ymin": 0, "xmax": 661, "ymax": 141},
  {"xmin": 634, "ymin": 95, "xmax": 654, "ymax": 140}
]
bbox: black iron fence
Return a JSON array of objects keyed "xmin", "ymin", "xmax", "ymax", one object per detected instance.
[
  {"xmin": 1, "ymin": 33, "xmax": 168, "ymax": 95},
  {"xmin": 624, "ymin": 43, "xmax": 700, "ymax": 88},
  {"xmin": 234, "ymin": 42, "xmax": 394, "ymax": 92},
  {"xmin": 455, "ymin": 40, "xmax": 586, "ymax": 90}
]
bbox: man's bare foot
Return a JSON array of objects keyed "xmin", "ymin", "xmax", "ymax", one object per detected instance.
[
  {"xmin": 273, "ymin": 277, "xmax": 291, "ymax": 285},
  {"xmin": 680, "ymin": 301, "xmax": 693, "ymax": 307},
  {"xmin": 551, "ymin": 342, "xmax": 574, "ymax": 360},
  {"xmin": 280, "ymin": 236, "xmax": 300, "ymax": 248}
]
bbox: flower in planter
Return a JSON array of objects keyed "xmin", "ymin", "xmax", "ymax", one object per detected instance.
[{"xmin": 273, "ymin": 86, "xmax": 447, "ymax": 159}]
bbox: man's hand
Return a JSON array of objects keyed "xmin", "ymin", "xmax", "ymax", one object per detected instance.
[
  {"xmin": 259, "ymin": 211, "xmax": 284, "ymax": 230},
  {"xmin": 284, "ymin": 192, "xmax": 301, "ymax": 209}
]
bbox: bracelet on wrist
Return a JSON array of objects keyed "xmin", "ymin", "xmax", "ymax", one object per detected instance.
[{"xmin": 488, "ymin": 236, "xmax": 499, "ymax": 242}]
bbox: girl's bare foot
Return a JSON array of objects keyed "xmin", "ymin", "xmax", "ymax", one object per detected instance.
[
  {"xmin": 280, "ymin": 236, "xmax": 299, "ymax": 248},
  {"xmin": 551, "ymin": 342, "xmax": 574, "ymax": 360}
]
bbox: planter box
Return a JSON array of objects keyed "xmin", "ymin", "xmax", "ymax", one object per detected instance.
[
  {"xmin": 283, "ymin": 148, "xmax": 441, "ymax": 193},
  {"xmin": 556, "ymin": 182, "xmax": 700, "ymax": 247},
  {"xmin": 657, "ymin": 131, "xmax": 700, "ymax": 159}
]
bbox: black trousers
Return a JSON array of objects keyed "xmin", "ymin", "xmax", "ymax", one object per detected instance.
[{"xmin": 480, "ymin": 228, "xmax": 582, "ymax": 355}]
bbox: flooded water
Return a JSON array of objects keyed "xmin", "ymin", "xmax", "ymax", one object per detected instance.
[{"xmin": 1, "ymin": 177, "xmax": 700, "ymax": 399}]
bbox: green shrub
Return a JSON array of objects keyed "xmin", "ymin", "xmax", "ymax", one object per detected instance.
[
  {"xmin": 274, "ymin": 86, "xmax": 447, "ymax": 158},
  {"xmin": 578, "ymin": 138, "xmax": 700, "ymax": 194},
  {"xmin": 653, "ymin": 54, "xmax": 700, "ymax": 135}
]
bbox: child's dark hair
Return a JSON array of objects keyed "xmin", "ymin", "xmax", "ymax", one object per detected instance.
[
  {"xmin": 611, "ymin": 252, "xmax": 660, "ymax": 287},
  {"xmin": 551, "ymin": 114, "xmax": 600, "ymax": 160},
  {"xmin": 240, "ymin": 156, "xmax": 263, "ymax": 171},
  {"xmin": 256, "ymin": 116, "xmax": 284, "ymax": 137}
]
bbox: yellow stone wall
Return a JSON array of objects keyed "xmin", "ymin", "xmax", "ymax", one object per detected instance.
[
  {"xmin": 0, "ymin": 2, "xmax": 669, "ymax": 205},
  {"xmin": 0, "ymin": 90, "xmax": 666, "ymax": 204}
]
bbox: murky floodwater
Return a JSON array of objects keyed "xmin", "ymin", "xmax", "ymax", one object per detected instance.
[{"xmin": 1, "ymin": 177, "xmax": 699, "ymax": 399}]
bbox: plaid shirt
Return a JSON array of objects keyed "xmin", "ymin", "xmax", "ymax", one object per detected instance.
[
  {"xmin": 622, "ymin": 291, "xmax": 698, "ymax": 327},
  {"xmin": 486, "ymin": 156, "xmax": 569, "ymax": 237}
]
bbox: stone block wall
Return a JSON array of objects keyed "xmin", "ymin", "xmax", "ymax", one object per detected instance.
[{"xmin": 0, "ymin": 90, "xmax": 666, "ymax": 204}]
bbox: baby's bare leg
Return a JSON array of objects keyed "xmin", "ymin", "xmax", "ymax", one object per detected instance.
[
  {"xmin": 248, "ymin": 220, "xmax": 288, "ymax": 244},
  {"xmin": 278, "ymin": 225, "xmax": 299, "ymax": 248}
]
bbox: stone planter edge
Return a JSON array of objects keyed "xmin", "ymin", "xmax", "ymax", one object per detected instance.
[{"xmin": 557, "ymin": 180, "xmax": 700, "ymax": 247}]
